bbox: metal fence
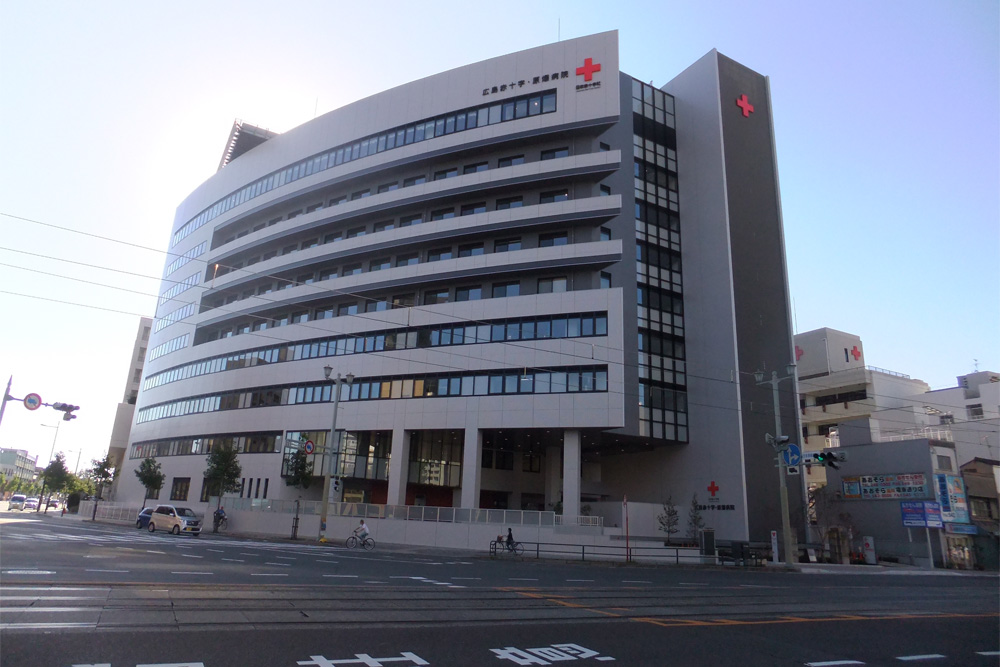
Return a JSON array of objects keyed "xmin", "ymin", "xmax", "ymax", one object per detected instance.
[
  {"xmin": 80, "ymin": 498, "xmax": 602, "ymax": 528},
  {"xmin": 216, "ymin": 497, "xmax": 602, "ymax": 527},
  {"xmin": 491, "ymin": 540, "xmax": 711, "ymax": 564}
]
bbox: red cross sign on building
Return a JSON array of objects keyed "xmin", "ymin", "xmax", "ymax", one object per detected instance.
[
  {"xmin": 707, "ymin": 481, "xmax": 720, "ymax": 497},
  {"xmin": 576, "ymin": 57, "xmax": 601, "ymax": 81},
  {"xmin": 795, "ymin": 345, "xmax": 804, "ymax": 361},
  {"xmin": 736, "ymin": 94, "xmax": 754, "ymax": 117},
  {"xmin": 851, "ymin": 345, "xmax": 862, "ymax": 361}
]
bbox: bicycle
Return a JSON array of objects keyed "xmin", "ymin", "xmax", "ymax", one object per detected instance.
[
  {"xmin": 346, "ymin": 534, "xmax": 375, "ymax": 550},
  {"xmin": 213, "ymin": 514, "xmax": 228, "ymax": 532},
  {"xmin": 504, "ymin": 541, "xmax": 524, "ymax": 556}
]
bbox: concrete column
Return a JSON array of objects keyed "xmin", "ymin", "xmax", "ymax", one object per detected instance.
[
  {"xmin": 562, "ymin": 430, "xmax": 581, "ymax": 520},
  {"xmin": 545, "ymin": 445, "xmax": 561, "ymax": 511},
  {"xmin": 459, "ymin": 428, "xmax": 482, "ymax": 508},
  {"xmin": 386, "ymin": 428, "xmax": 409, "ymax": 506}
]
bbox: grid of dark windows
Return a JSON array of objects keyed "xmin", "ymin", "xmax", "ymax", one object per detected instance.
[
  {"xmin": 169, "ymin": 478, "xmax": 190, "ymax": 501},
  {"xmin": 165, "ymin": 242, "xmax": 207, "ymax": 277},
  {"xmin": 158, "ymin": 273, "xmax": 200, "ymax": 307},
  {"xmin": 408, "ymin": 430, "xmax": 463, "ymax": 487},
  {"xmin": 172, "ymin": 90, "xmax": 558, "ymax": 246},
  {"xmin": 145, "ymin": 312, "xmax": 609, "ymax": 390},
  {"xmin": 137, "ymin": 365, "xmax": 608, "ymax": 424},
  {"xmin": 155, "ymin": 304, "xmax": 195, "ymax": 333},
  {"xmin": 633, "ymin": 78, "xmax": 685, "ymax": 443},
  {"xmin": 131, "ymin": 432, "xmax": 282, "ymax": 459}
]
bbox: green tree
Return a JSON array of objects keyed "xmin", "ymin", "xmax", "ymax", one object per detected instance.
[
  {"xmin": 86, "ymin": 454, "xmax": 116, "ymax": 500},
  {"xmin": 283, "ymin": 450, "xmax": 314, "ymax": 490},
  {"xmin": 686, "ymin": 493, "xmax": 705, "ymax": 539},
  {"xmin": 134, "ymin": 457, "xmax": 165, "ymax": 507},
  {"xmin": 39, "ymin": 454, "xmax": 72, "ymax": 512},
  {"xmin": 657, "ymin": 494, "xmax": 680, "ymax": 542},
  {"xmin": 204, "ymin": 442, "xmax": 242, "ymax": 528}
]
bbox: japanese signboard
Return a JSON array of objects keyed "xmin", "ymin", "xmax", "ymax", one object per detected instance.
[
  {"xmin": 842, "ymin": 473, "xmax": 928, "ymax": 500},
  {"xmin": 934, "ymin": 474, "xmax": 970, "ymax": 523},
  {"xmin": 900, "ymin": 501, "xmax": 943, "ymax": 528}
]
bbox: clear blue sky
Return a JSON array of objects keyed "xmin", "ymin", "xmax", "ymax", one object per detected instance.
[{"xmin": 1, "ymin": 0, "xmax": 997, "ymax": 470}]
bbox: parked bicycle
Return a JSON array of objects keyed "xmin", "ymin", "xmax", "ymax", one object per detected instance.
[
  {"xmin": 345, "ymin": 534, "xmax": 375, "ymax": 550},
  {"xmin": 213, "ymin": 508, "xmax": 228, "ymax": 532}
]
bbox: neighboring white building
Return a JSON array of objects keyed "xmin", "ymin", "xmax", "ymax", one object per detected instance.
[
  {"xmin": 0, "ymin": 448, "xmax": 38, "ymax": 484},
  {"xmin": 795, "ymin": 327, "xmax": 1000, "ymax": 489},
  {"xmin": 117, "ymin": 32, "xmax": 804, "ymax": 545},
  {"xmin": 106, "ymin": 317, "xmax": 152, "ymax": 500}
]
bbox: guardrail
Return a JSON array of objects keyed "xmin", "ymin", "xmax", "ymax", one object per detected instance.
[{"xmin": 489, "ymin": 540, "xmax": 713, "ymax": 564}]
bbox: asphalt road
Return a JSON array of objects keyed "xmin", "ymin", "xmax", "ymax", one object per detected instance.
[{"xmin": 2, "ymin": 512, "xmax": 997, "ymax": 667}]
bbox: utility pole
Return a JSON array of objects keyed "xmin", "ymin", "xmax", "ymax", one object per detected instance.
[
  {"xmin": 755, "ymin": 367, "xmax": 798, "ymax": 565},
  {"xmin": 318, "ymin": 366, "xmax": 353, "ymax": 542}
]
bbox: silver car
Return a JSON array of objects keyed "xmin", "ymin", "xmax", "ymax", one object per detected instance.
[
  {"xmin": 8, "ymin": 494, "xmax": 26, "ymax": 511},
  {"xmin": 147, "ymin": 505, "xmax": 202, "ymax": 536}
]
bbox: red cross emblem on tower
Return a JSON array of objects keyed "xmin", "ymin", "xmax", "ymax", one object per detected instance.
[
  {"xmin": 795, "ymin": 345, "xmax": 804, "ymax": 361},
  {"xmin": 736, "ymin": 94, "xmax": 754, "ymax": 117},
  {"xmin": 707, "ymin": 481, "xmax": 720, "ymax": 497},
  {"xmin": 576, "ymin": 57, "xmax": 601, "ymax": 82},
  {"xmin": 851, "ymin": 345, "xmax": 862, "ymax": 361}
]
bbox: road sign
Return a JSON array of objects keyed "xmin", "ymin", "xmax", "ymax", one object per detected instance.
[
  {"xmin": 23, "ymin": 393, "xmax": 42, "ymax": 410},
  {"xmin": 781, "ymin": 443, "xmax": 801, "ymax": 467},
  {"xmin": 304, "ymin": 440, "xmax": 315, "ymax": 454},
  {"xmin": 786, "ymin": 465, "xmax": 800, "ymax": 475}
]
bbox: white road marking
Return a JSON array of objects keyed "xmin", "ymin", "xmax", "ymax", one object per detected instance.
[
  {"xmin": 976, "ymin": 652, "xmax": 1000, "ymax": 656},
  {"xmin": 207, "ymin": 549, "xmax": 224, "ymax": 552},
  {"xmin": 509, "ymin": 578, "xmax": 538, "ymax": 581},
  {"xmin": 0, "ymin": 622, "xmax": 95, "ymax": 630},
  {"xmin": 622, "ymin": 580, "xmax": 651, "ymax": 584},
  {"xmin": 2, "ymin": 596, "xmax": 106, "ymax": 600},
  {"xmin": 805, "ymin": 661, "xmax": 865, "ymax": 666},
  {"xmin": 679, "ymin": 582, "xmax": 708, "ymax": 586},
  {"xmin": 170, "ymin": 571, "xmax": 212, "ymax": 575},
  {"xmin": 264, "ymin": 562, "xmax": 291, "ymax": 567},
  {"xmin": 0, "ymin": 587, "xmax": 95, "ymax": 592},
  {"xmin": 2, "ymin": 571, "xmax": 54, "ymax": 575},
  {"xmin": 222, "ymin": 558, "xmax": 245, "ymax": 563},
  {"xmin": 251, "ymin": 573, "xmax": 288, "ymax": 577},
  {"xmin": 567, "ymin": 579, "xmax": 594, "ymax": 582},
  {"xmin": 315, "ymin": 560, "xmax": 339, "ymax": 564},
  {"xmin": 896, "ymin": 657, "xmax": 946, "ymax": 662},
  {"xmin": 182, "ymin": 555, "xmax": 203, "ymax": 559},
  {"xmin": 273, "ymin": 556, "xmax": 295, "ymax": 560},
  {"xmin": 84, "ymin": 569, "xmax": 128, "ymax": 573},
  {"xmin": 451, "ymin": 577, "xmax": 481, "ymax": 580},
  {"xmin": 323, "ymin": 575, "xmax": 358, "ymax": 578},
  {"xmin": 146, "ymin": 550, "xmax": 166, "ymax": 554}
]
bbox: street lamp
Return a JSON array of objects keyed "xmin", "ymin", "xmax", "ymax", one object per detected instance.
[
  {"xmin": 318, "ymin": 365, "xmax": 354, "ymax": 542},
  {"xmin": 754, "ymin": 365, "xmax": 798, "ymax": 565}
]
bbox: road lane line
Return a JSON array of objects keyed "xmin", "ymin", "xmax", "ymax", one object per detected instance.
[
  {"xmin": 976, "ymin": 652, "xmax": 1000, "ymax": 656},
  {"xmin": 182, "ymin": 555, "xmax": 203, "ymax": 559},
  {"xmin": 251, "ymin": 573, "xmax": 288, "ymax": 577},
  {"xmin": 509, "ymin": 578, "xmax": 538, "ymax": 581},
  {"xmin": 315, "ymin": 560, "xmax": 339, "ymax": 564},
  {"xmin": 264, "ymin": 562, "xmax": 291, "ymax": 567},
  {"xmin": 567, "ymin": 579, "xmax": 594, "ymax": 582},
  {"xmin": 239, "ymin": 553, "xmax": 259, "ymax": 556},
  {"xmin": 804, "ymin": 662, "xmax": 865, "ymax": 666},
  {"xmin": 207, "ymin": 549, "xmax": 224, "ymax": 552},
  {"xmin": 323, "ymin": 575, "xmax": 358, "ymax": 578},
  {"xmin": 896, "ymin": 657, "xmax": 946, "ymax": 662},
  {"xmin": 622, "ymin": 580, "xmax": 651, "ymax": 584},
  {"xmin": 170, "ymin": 571, "xmax": 212, "ymax": 575},
  {"xmin": 222, "ymin": 558, "xmax": 245, "ymax": 563},
  {"xmin": 84, "ymin": 569, "xmax": 129, "ymax": 573},
  {"xmin": 146, "ymin": 550, "xmax": 166, "ymax": 554},
  {"xmin": 273, "ymin": 556, "xmax": 295, "ymax": 560}
]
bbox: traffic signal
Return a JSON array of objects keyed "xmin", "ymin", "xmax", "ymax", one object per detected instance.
[
  {"xmin": 814, "ymin": 449, "xmax": 846, "ymax": 469},
  {"xmin": 51, "ymin": 402, "xmax": 80, "ymax": 421},
  {"xmin": 333, "ymin": 477, "xmax": 340, "ymax": 492}
]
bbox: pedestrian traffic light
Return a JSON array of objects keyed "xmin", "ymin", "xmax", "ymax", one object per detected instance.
[{"xmin": 51, "ymin": 403, "xmax": 79, "ymax": 421}]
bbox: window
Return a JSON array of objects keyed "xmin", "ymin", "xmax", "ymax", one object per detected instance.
[
  {"xmin": 498, "ymin": 155, "xmax": 525, "ymax": 168},
  {"xmin": 599, "ymin": 142, "xmax": 611, "ymax": 151},
  {"xmin": 377, "ymin": 182, "xmax": 398, "ymax": 193},
  {"xmin": 968, "ymin": 404, "xmax": 984, "ymax": 420},
  {"xmin": 329, "ymin": 195, "xmax": 347, "ymax": 206},
  {"xmin": 324, "ymin": 232, "xmax": 343, "ymax": 244},
  {"xmin": 936, "ymin": 455, "xmax": 953, "ymax": 472},
  {"xmin": 424, "ymin": 289, "xmax": 450, "ymax": 305},
  {"xmin": 351, "ymin": 189, "xmax": 370, "ymax": 200},
  {"xmin": 170, "ymin": 477, "xmax": 190, "ymax": 501},
  {"xmin": 297, "ymin": 273, "xmax": 314, "ymax": 285},
  {"xmin": 291, "ymin": 312, "xmax": 309, "ymax": 324},
  {"xmin": 392, "ymin": 293, "xmax": 414, "ymax": 308},
  {"xmin": 369, "ymin": 258, "xmax": 391, "ymax": 272},
  {"xmin": 430, "ymin": 208, "xmax": 455, "ymax": 221},
  {"xmin": 282, "ymin": 244, "xmax": 298, "ymax": 255},
  {"xmin": 343, "ymin": 263, "xmax": 362, "ymax": 276},
  {"xmin": 262, "ymin": 250, "xmax": 277, "ymax": 260},
  {"xmin": 600, "ymin": 227, "xmax": 611, "ymax": 241},
  {"xmin": 373, "ymin": 220, "xmax": 394, "ymax": 233},
  {"xmin": 463, "ymin": 162, "xmax": 488, "ymax": 174},
  {"xmin": 456, "ymin": 285, "xmax": 482, "ymax": 301},
  {"xmin": 396, "ymin": 253, "xmax": 419, "ymax": 267},
  {"xmin": 346, "ymin": 227, "xmax": 366, "ymax": 239},
  {"xmin": 458, "ymin": 243, "xmax": 484, "ymax": 257},
  {"xmin": 257, "ymin": 284, "xmax": 273, "ymax": 295},
  {"xmin": 496, "ymin": 196, "xmax": 523, "ymax": 210},
  {"xmin": 399, "ymin": 214, "xmax": 422, "ymax": 227},
  {"xmin": 541, "ymin": 147, "xmax": 569, "ymax": 160},
  {"xmin": 492, "ymin": 282, "xmax": 520, "ymax": 298},
  {"xmin": 539, "ymin": 232, "xmax": 568, "ymax": 247},
  {"xmin": 137, "ymin": 348, "xmax": 146, "ymax": 362},
  {"xmin": 540, "ymin": 190, "xmax": 569, "ymax": 204},
  {"xmin": 495, "ymin": 238, "xmax": 521, "ymax": 252},
  {"xmin": 600, "ymin": 185, "xmax": 611, "ymax": 196},
  {"xmin": 366, "ymin": 298, "xmax": 388, "ymax": 312},
  {"xmin": 434, "ymin": 168, "xmax": 458, "ymax": 180},
  {"xmin": 133, "ymin": 368, "xmax": 143, "ymax": 383},
  {"xmin": 600, "ymin": 272, "xmax": 612, "ymax": 289},
  {"xmin": 538, "ymin": 277, "xmax": 567, "ymax": 294},
  {"xmin": 460, "ymin": 203, "xmax": 486, "ymax": 216},
  {"xmin": 319, "ymin": 268, "xmax": 337, "ymax": 281},
  {"xmin": 427, "ymin": 248, "xmax": 453, "ymax": 262},
  {"xmin": 403, "ymin": 175, "xmax": 426, "ymax": 187},
  {"xmin": 338, "ymin": 303, "xmax": 359, "ymax": 316},
  {"xmin": 315, "ymin": 307, "xmax": 334, "ymax": 320}
]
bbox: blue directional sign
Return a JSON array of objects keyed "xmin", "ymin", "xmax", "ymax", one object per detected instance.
[{"xmin": 781, "ymin": 443, "xmax": 801, "ymax": 467}]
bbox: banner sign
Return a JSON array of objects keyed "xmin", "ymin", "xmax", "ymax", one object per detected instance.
[
  {"xmin": 900, "ymin": 501, "xmax": 943, "ymax": 528},
  {"xmin": 842, "ymin": 473, "xmax": 928, "ymax": 500},
  {"xmin": 935, "ymin": 474, "xmax": 970, "ymax": 523}
]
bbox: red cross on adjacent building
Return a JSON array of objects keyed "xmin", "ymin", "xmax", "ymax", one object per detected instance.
[
  {"xmin": 795, "ymin": 345, "xmax": 804, "ymax": 361},
  {"xmin": 707, "ymin": 481, "xmax": 720, "ymax": 497},
  {"xmin": 736, "ymin": 94, "xmax": 754, "ymax": 117},
  {"xmin": 851, "ymin": 345, "xmax": 862, "ymax": 361},
  {"xmin": 576, "ymin": 57, "xmax": 601, "ymax": 82}
]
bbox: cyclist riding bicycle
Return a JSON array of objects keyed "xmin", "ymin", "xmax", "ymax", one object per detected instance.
[{"xmin": 354, "ymin": 519, "xmax": 369, "ymax": 540}]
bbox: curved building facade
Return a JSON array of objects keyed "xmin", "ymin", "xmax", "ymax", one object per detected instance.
[{"xmin": 119, "ymin": 31, "xmax": 803, "ymax": 543}]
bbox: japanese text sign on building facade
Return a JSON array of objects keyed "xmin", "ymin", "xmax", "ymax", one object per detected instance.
[
  {"xmin": 900, "ymin": 501, "xmax": 943, "ymax": 528},
  {"xmin": 934, "ymin": 473, "xmax": 970, "ymax": 523},
  {"xmin": 842, "ymin": 473, "xmax": 927, "ymax": 500}
]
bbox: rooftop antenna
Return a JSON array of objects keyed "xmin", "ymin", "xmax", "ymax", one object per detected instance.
[{"xmin": 974, "ymin": 358, "xmax": 979, "ymax": 372}]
